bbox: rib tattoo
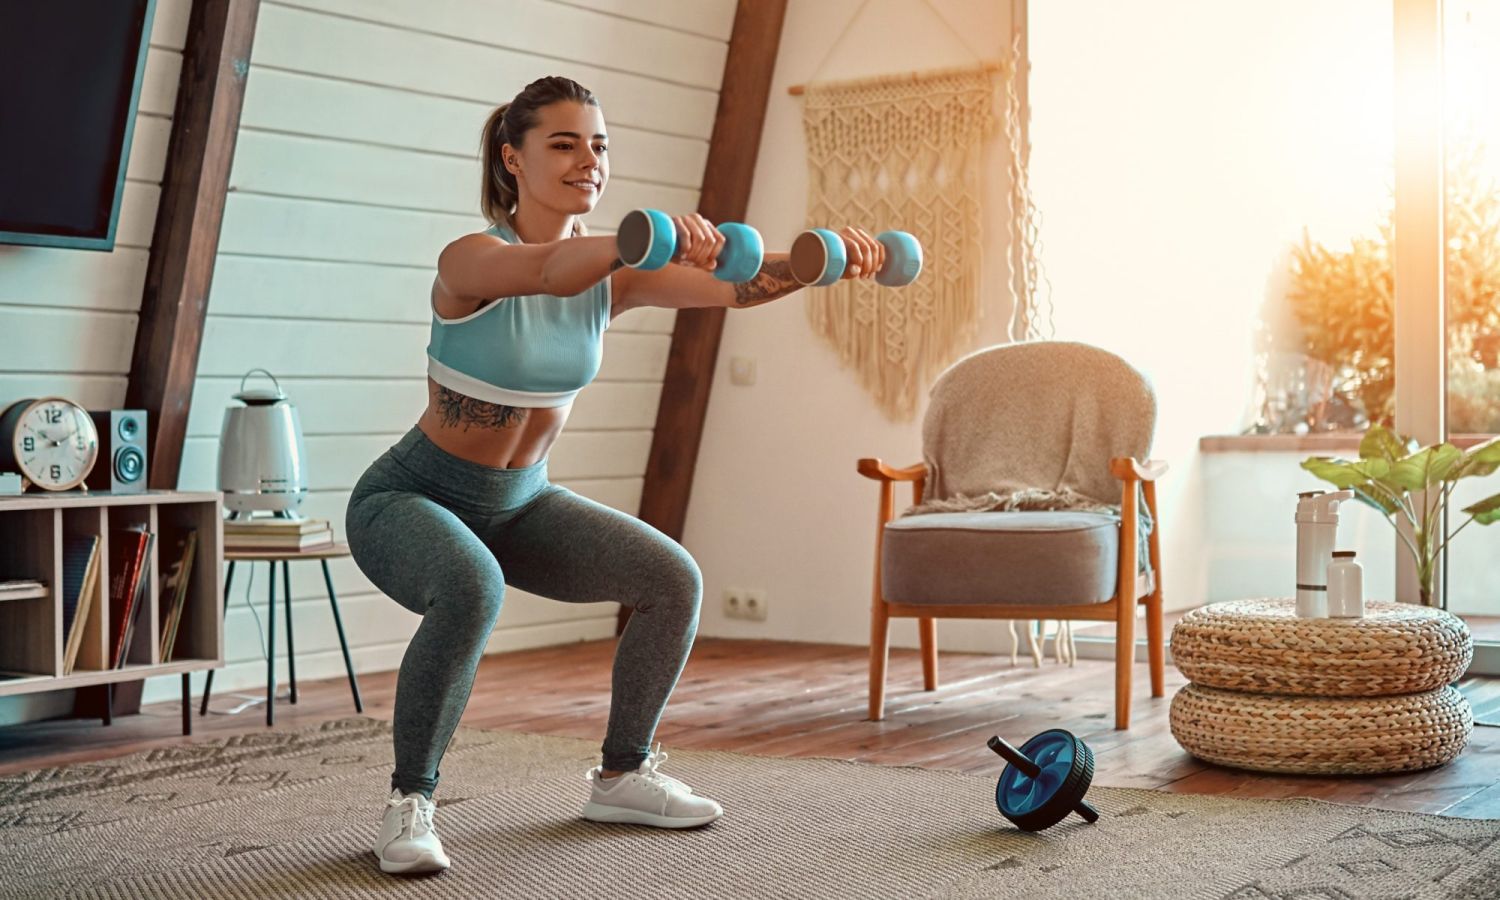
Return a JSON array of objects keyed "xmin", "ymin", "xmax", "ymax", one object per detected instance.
[
  {"xmin": 733, "ymin": 259, "xmax": 801, "ymax": 306},
  {"xmin": 435, "ymin": 385, "xmax": 528, "ymax": 430}
]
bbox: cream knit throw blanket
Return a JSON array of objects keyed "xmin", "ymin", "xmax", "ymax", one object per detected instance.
[
  {"xmin": 801, "ymin": 64, "xmax": 996, "ymax": 421},
  {"xmin": 901, "ymin": 342, "xmax": 1158, "ymax": 571}
]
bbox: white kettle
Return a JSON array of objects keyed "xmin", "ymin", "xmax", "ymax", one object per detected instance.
[{"xmin": 217, "ymin": 369, "xmax": 308, "ymax": 518}]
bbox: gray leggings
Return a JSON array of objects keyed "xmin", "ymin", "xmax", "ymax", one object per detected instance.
[{"xmin": 345, "ymin": 427, "xmax": 702, "ymax": 799}]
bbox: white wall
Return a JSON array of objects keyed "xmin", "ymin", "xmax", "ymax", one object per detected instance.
[
  {"xmin": 685, "ymin": 0, "xmax": 1026, "ymax": 654},
  {"xmin": 684, "ymin": 0, "xmax": 1500, "ymax": 658},
  {"xmin": 1026, "ymin": 0, "xmax": 1400, "ymax": 623},
  {"xmin": 2, "ymin": 0, "xmax": 738, "ymax": 716},
  {"xmin": 147, "ymin": 0, "xmax": 739, "ymax": 706}
]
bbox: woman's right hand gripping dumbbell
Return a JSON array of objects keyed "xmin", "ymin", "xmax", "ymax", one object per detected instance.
[{"xmin": 616, "ymin": 209, "xmax": 765, "ymax": 283}]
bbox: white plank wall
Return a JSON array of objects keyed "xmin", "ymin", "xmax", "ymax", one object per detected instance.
[{"xmin": 0, "ymin": 0, "xmax": 736, "ymax": 714}]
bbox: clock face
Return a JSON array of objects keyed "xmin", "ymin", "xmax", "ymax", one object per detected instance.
[{"xmin": 13, "ymin": 399, "xmax": 98, "ymax": 491}]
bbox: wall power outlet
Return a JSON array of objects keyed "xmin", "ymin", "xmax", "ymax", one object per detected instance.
[{"xmin": 723, "ymin": 587, "xmax": 768, "ymax": 621}]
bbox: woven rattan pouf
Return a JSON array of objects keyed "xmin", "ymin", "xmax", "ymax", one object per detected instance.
[
  {"xmin": 1169, "ymin": 598, "xmax": 1474, "ymax": 775},
  {"xmin": 1172, "ymin": 598, "xmax": 1472, "ymax": 696},
  {"xmin": 1170, "ymin": 683, "xmax": 1472, "ymax": 775}
]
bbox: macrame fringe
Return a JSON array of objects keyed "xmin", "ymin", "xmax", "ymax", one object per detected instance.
[{"xmin": 801, "ymin": 63, "xmax": 998, "ymax": 420}]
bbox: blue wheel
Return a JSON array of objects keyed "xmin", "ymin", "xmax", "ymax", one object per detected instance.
[
  {"xmin": 994, "ymin": 729, "xmax": 1095, "ymax": 832},
  {"xmin": 875, "ymin": 231, "xmax": 923, "ymax": 287},
  {"xmin": 713, "ymin": 222, "xmax": 765, "ymax": 283},
  {"xmin": 617, "ymin": 208, "xmax": 676, "ymax": 271}
]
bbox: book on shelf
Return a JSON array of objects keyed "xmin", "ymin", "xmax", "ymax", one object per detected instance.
[
  {"xmin": 158, "ymin": 527, "xmax": 198, "ymax": 663},
  {"xmin": 107, "ymin": 526, "xmax": 151, "ymax": 669},
  {"xmin": 60, "ymin": 535, "xmax": 101, "ymax": 676},
  {"xmin": 118, "ymin": 549, "xmax": 154, "ymax": 668},
  {"xmin": 0, "ymin": 579, "xmax": 47, "ymax": 602}
]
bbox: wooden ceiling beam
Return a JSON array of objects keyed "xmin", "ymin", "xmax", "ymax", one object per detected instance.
[
  {"xmin": 623, "ymin": 0, "xmax": 788, "ymax": 634},
  {"xmin": 126, "ymin": 0, "xmax": 260, "ymax": 489}
]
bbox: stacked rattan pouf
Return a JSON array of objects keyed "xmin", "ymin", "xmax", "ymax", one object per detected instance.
[{"xmin": 1169, "ymin": 598, "xmax": 1473, "ymax": 775}]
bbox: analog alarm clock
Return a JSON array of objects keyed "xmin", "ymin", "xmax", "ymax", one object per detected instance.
[{"xmin": 0, "ymin": 397, "xmax": 100, "ymax": 492}]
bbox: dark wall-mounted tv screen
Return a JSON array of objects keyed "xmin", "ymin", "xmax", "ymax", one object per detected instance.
[{"xmin": 0, "ymin": 0, "xmax": 157, "ymax": 251}]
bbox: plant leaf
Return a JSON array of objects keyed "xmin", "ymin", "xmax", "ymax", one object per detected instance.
[
  {"xmin": 1351, "ymin": 485, "xmax": 1401, "ymax": 517},
  {"xmin": 1301, "ymin": 456, "xmax": 1392, "ymax": 488},
  {"xmin": 1461, "ymin": 492, "xmax": 1500, "ymax": 525},
  {"xmin": 1359, "ymin": 425, "xmax": 1414, "ymax": 463},
  {"xmin": 1385, "ymin": 444, "xmax": 1464, "ymax": 490},
  {"xmin": 1445, "ymin": 436, "xmax": 1500, "ymax": 482}
]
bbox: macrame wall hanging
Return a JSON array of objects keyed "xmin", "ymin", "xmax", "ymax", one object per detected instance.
[
  {"xmin": 800, "ymin": 63, "xmax": 997, "ymax": 420},
  {"xmin": 1000, "ymin": 27, "xmax": 1054, "ymax": 344}
]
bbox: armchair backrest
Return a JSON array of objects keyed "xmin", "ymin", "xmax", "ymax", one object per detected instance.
[{"xmin": 921, "ymin": 341, "xmax": 1156, "ymax": 505}]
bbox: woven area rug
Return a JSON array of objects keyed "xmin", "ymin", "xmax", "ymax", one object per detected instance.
[{"xmin": 4, "ymin": 716, "xmax": 1500, "ymax": 899}]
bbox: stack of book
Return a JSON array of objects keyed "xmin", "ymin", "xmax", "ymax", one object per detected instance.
[{"xmin": 224, "ymin": 516, "xmax": 335, "ymax": 552}]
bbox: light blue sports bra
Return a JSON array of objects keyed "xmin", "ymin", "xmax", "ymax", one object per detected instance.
[{"xmin": 426, "ymin": 224, "xmax": 611, "ymax": 408}]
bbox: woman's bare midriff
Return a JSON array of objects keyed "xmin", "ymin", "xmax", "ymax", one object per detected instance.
[{"xmin": 415, "ymin": 377, "xmax": 571, "ymax": 469}]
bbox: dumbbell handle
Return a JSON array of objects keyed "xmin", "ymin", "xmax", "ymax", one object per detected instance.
[{"xmin": 988, "ymin": 736, "xmax": 1098, "ymax": 823}]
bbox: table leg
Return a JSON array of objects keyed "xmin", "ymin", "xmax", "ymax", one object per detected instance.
[
  {"xmin": 201, "ymin": 560, "xmax": 236, "ymax": 716},
  {"xmin": 283, "ymin": 560, "xmax": 297, "ymax": 704},
  {"xmin": 181, "ymin": 673, "xmax": 192, "ymax": 736},
  {"xmin": 266, "ymin": 561, "xmax": 276, "ymax": 727},
  {"xmin": 322, "ymin": 559, "xmax": 363, "ymax": 713}
]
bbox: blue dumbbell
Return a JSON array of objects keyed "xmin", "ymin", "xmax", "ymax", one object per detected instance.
[
  {"xmin": 616, "ymin": 208, "xmax": 764, "ymax": 283},
  {"xmin": 789, "ymin": 228, "xmax": 924, "ymax": 287}
]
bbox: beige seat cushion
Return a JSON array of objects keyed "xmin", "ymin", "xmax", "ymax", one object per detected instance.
[{"xmin": 881, "ymin": 511, "xmax": 1141, "ymax": 607}]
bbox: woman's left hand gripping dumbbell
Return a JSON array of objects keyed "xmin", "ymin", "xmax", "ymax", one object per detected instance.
[{"xmin": 831, "ymin": 226, "xmax": 886, "ymax": 280}]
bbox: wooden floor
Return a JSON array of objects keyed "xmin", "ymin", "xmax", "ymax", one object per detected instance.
[{"xmin": 3, "ymin": 637, "xmax": 1499, "ymax": 819}]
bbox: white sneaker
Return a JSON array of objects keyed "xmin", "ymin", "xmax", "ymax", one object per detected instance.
[
  {"xmin": 374, "ymin": 789, "xmax": 451, "ymax": 874},
  {"xmin": 581, "ymin": 744, "xmax": 723, "ymax": 829}
]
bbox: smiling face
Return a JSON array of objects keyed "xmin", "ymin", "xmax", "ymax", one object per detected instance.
[{"xmin": 503, "ymin": 101, "xmax": 609, "ymax": 217}]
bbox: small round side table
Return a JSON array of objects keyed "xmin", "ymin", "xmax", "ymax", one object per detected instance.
[{"xmin": 200, "ymin": 542, "xmax": 363, "ymax": 727}]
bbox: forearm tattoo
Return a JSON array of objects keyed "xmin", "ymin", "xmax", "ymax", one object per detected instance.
[
  {"xmin": 733, "ymin": 259, "xmax": 801, "ymax": 306},
  {"xmin": 435, "ymin": 385, "xmax": 528, "ymax": 430}
]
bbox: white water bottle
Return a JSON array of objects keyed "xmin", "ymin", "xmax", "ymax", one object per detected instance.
[
  {"xmin": 1295, "ymin": 490, "xmax": 1354, "ymax": 617},
  {"xmin": 1327, "ymin": 551, "xmax": 1364, "ymax": 618}
]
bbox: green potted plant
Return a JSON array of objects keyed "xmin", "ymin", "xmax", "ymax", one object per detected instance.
[
  {"xmin": 1302, "ymin": 424, "xmax": 1500, "ymax": 606},
  {"xmin": 1276, "ymin": 143, "xmax": 1500, "ymax": 433}
]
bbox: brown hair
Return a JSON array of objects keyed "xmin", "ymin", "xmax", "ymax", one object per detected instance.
[{"xmin": 481, "ymin": 76, "xmax": 600, "ymax": 237}]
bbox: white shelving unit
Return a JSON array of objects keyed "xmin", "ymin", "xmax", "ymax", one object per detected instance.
[{"xmin": 0, "ymin": 490, "xmax": 224, "ymax": 734}]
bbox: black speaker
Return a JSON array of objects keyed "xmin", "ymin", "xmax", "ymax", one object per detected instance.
[{"xmin": 86, "ymin": 410, "xmax": 148, "ymax": 493}]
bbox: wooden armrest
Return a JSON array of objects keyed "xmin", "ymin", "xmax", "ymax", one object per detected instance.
[
  {"xmin": 856, "ymin": 458, "xmax": 926, "ymax": 482},
  {"xmin": 1109, "ymin": 458, "xmax": 1169, "ymax": 482}
]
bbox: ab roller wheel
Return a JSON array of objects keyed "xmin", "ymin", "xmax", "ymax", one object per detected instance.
[
  {"xmin": 790, "ymin": 227, "xmax": 923, "ymax": 287},
  {"xmin": 988, "ymin": 730, "xmax": 1099, "ymax": 832},
  {"xmin": 617, "ymin": 208, "xmax": 765, "ymax": 283}
]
